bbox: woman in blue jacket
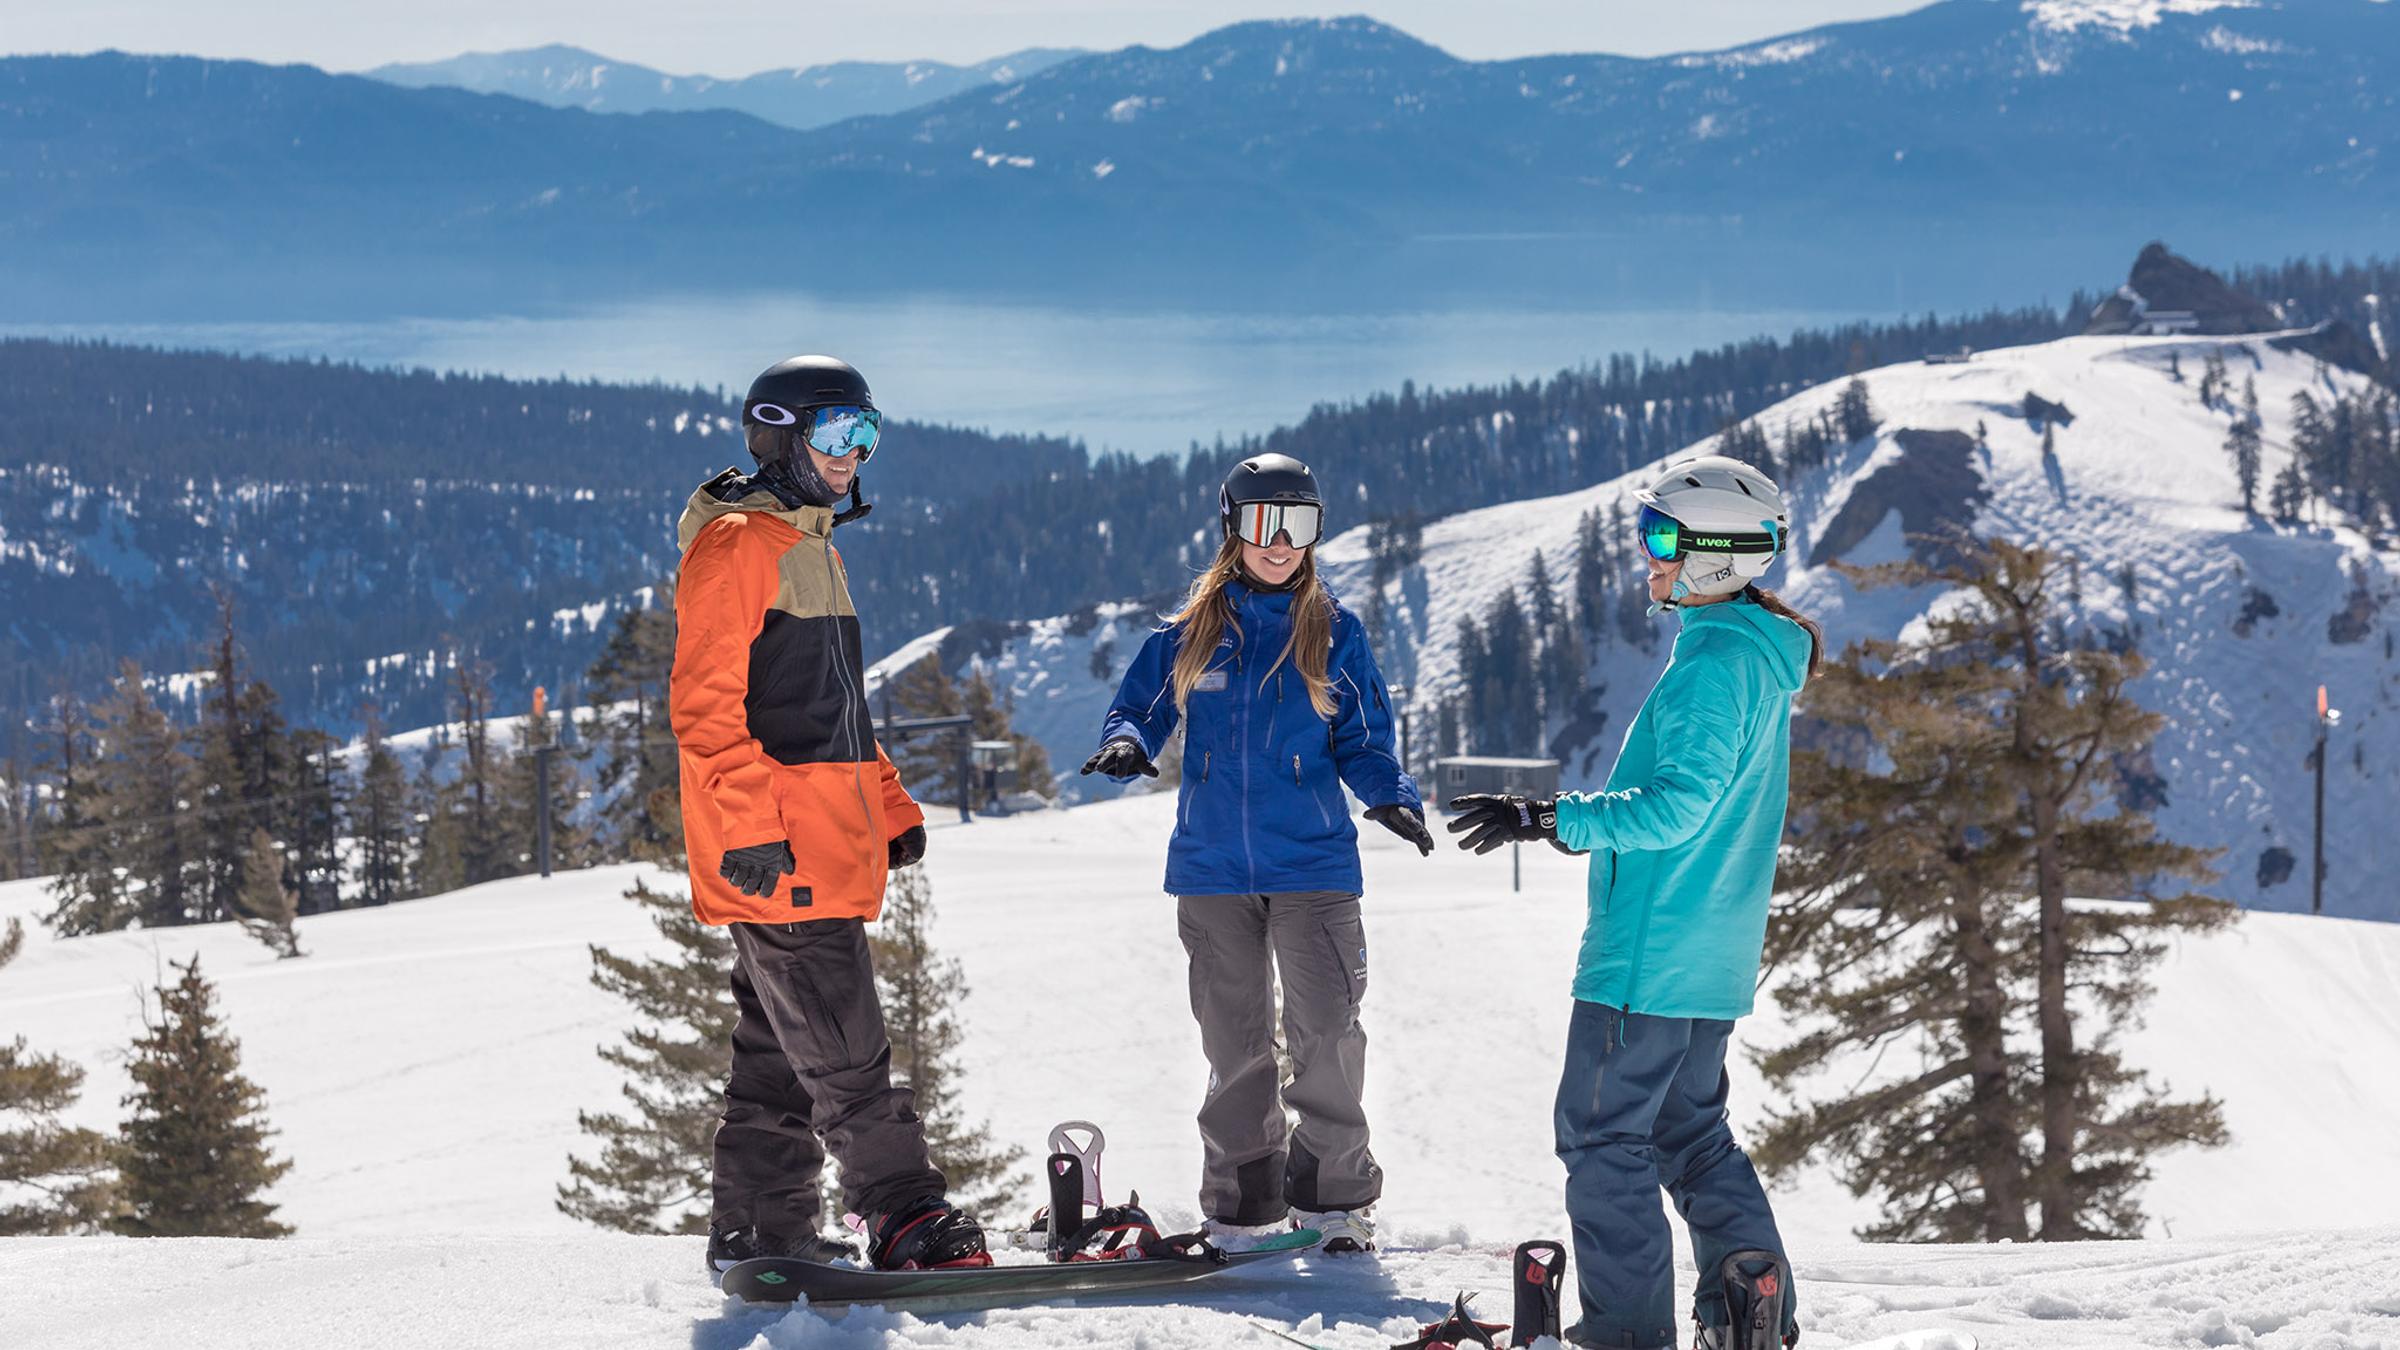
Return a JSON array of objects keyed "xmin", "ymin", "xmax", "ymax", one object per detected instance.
[
  {"xmin": 1082, "ymin": 453, "xmax": 1431, "ymax": 1255},
  {"xmin": 1450, "ymin": 455, "xmax": 1821, "ymax": 1350}
]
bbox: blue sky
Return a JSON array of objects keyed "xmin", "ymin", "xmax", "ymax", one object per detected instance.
[{"xmin": 2, "ymin": 0, "xmax": 1935, "ymax": 72}]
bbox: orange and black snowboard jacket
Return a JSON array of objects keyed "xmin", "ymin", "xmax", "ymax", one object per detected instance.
[{"xmin": 670, "ymin": 471, "xmax": 924, "ymax": 926}]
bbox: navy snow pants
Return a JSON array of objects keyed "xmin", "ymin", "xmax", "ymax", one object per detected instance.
[{"xmin": 1554, "ymin": 1001, "xmax": 1796, "ymax": 1350}]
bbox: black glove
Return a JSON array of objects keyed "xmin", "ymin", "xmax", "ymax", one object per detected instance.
[
  {"xmin": 1446, "ymin": 794, "xmax": 1562, "ymax": 856},
  {"xmin": 888, "ymin": 823, "xmax": 927, "ymax": 870},
  {"xmin": 720, "ymin": 840, "xmax": 795, "ymax": 897},
  {"xmin": 1079, "ymin": 737, "xmax": 1158, "ymax": 778},
  {"xmin": 1365, "ymin": 804, "xmax": 1435, "ymax": 857}
]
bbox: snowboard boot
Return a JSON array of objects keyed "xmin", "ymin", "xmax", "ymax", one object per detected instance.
[
  {"xmin": 866, "ymin": 1196, "xmax": 993, "ymax": 1271},
  {"xmin": 1693, "ymin": 1248, "xmax": 1795, "ymax": 1350},
  {"xmin": 705, "ymin": 1222, "xmax": 859, "ymax": 1280},
  {"xmin": 1293, "ymin": 1207, "xmax": 1375, "ymax": 1254}
]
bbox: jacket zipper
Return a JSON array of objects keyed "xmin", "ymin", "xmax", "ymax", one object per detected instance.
[{"xmin": 820, "ymin": 535, "xmax": 875, "ymax": 834}]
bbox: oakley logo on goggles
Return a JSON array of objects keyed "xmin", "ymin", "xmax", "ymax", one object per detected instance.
[
  {"xmin": 1638, "ymin": 503, "xmax": 1783, "ymax": 562},
  {"xmin": 1233, "ymin": 501, "xmax": 1324, "ymax": 549},
  {"xmin": 750, "ymin": 402, "xmax": 882, "ymax": 461}
]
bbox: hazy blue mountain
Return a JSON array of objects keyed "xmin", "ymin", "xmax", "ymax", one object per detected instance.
[
  {"xmin": 364, "ymin": 43, "xmax": 1085, "ymax": 129},
  {"xmin": 3, "ymin": 2, "xmax": 2396, "ymax": 315}
]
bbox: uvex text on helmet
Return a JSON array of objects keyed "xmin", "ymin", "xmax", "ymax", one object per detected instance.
[{"xmin": 743, "ymin": 355, "xmax": 873, "ymax": 463}]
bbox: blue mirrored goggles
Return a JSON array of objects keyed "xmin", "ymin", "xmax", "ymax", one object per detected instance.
[
  {"xmin": 1637, "ymin": 503, "xmax": 1782, "ymax": 562},
  {"xmin": 750, "ymin": 402, "xmax": 881, "ymax": 462}
]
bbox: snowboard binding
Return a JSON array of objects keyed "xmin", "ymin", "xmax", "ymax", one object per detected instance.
[
  {"xmin": 1695, "ymin": 1248, "xmax": 1795, "ymax": 1350},
  {"xmin": 1392, "ymin": 1292, "xmax": 1510, "ymax": 1350},
  {"xmin": 1024, "ymin": 1125, "xmax": 1225, "ymax": 1266},
  {"xmin": 1512, "ymin": 1240, "xmax": 1564, "ymax": 1345}
]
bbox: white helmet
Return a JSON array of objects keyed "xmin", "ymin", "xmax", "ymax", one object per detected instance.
[{"xmin": 1634, "ymin": 454, "xmax": 1791, "ymax": 606}]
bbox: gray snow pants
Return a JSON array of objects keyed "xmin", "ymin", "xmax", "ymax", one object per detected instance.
[
  {"xmin": 1176, "ymin": 890, "xmax": 1382, "ymax": 1224},
  {"xmin": 708, "ymin": 918, "xmax": 945, "ymax": 1235}
]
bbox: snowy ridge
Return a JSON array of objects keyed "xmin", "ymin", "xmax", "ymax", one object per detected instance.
[
  {"xmin": 2024, "ymin": 0, "xmax": 2255, "ymax": 37},
  {"xmin": 4, "ymin": 800, "xmax": 2399, "ymax": 1347},
  {"xmin": 889, "ymin": 332, "xmax": 2400, "ymax": 919}
]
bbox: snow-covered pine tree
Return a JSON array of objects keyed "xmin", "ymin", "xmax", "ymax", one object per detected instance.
[
  {"xmin": 0, "ymin": 918, "xmax": 115, "ymax": 1234},
  {"xmin": 2269, "ymin": 456, "xmax": 2310, "ymax": 522},
  {"xmin": 1764, "ymin": 537, "xmax": 2233, "ymax": 1242},
  {"xmin": 558, "ymin": 877, "xmax": 733, "ymax": 1234},
  {"xmin": 232, "ymin": 828, "xmax": 303, "ymax": 959},
  {"xmin": 871, "ymin": 865, "xmax": 1026, "ymax": 1217},
  {"xmin": 353, "ymin": 705, "xmax": 410, "ymax": 906},
  {"xmin": 114, "ymin": 956, "xmax": 293, "ymax": 1237}
]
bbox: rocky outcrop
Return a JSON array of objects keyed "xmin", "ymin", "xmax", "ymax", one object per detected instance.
[
  {"xmin": 2083, "ymin": 242, "xmax": 2284, "ymax": 336},
  {"xmin": 1808, "ymin": 428, "xmax": 1988, "ymax": 568}
]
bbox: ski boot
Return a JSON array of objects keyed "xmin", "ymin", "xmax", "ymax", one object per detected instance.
[
  {"xmin": 1694, "ymin": 1249, "xmax": 1795, "ymax": 1350},
  {"xmin": 866, "ymin": 1196, "xmax": 993, "ymax": 1271},
  {"xmin": 704, "ymin": 1222, "xmax": 858, "ymax": 1279}
]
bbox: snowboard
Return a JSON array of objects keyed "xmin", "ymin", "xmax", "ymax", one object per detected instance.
[{"xmin": 721, "ymin": 1227, "xmax": 1323, "ymax": 1310}]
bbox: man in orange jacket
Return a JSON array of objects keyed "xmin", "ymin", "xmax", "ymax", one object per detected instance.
[{"xmin": 673, "ymin": 354, "xmax": 989, "ymax": 1277}]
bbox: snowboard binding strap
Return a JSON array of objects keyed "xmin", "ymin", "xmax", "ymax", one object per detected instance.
[{"xmin": 1392, "ymin": 1292, "xmax": 1509, "ymax": 1350}]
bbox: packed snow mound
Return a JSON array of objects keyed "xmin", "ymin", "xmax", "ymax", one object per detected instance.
[{"xmin": 886, "ymin": 332, "xmax": 2400, "ymax": 919}]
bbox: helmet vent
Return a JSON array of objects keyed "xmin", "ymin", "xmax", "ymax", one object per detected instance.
[
  {"xmin": 1684, "ymin": 476, "xmax": 1702, "ymax": 487},
  {"xmin": 1735, "ymin": 480, "xmax": 1754, "ymax": 496}
]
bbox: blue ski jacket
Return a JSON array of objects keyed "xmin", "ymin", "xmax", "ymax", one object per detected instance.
[
  {"xmin": 1098, "ymin": 581, "xmax": 1420, "ymax": 897},
  {"xmin": 1555, "ymin": 596, "xmax": 1812, "ymax": 1020}
]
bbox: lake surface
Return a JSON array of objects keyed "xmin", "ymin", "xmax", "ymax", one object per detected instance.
[{"xmin": 15, "ymin": 292, "xmax": 1872, "ymax": 457}]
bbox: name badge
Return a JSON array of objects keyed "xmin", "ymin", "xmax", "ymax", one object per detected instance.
[{"xmin": 1195, "ymin": 670, "xmax": 1229, "ymax": 693}]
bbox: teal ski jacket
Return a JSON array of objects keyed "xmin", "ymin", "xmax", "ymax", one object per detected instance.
[{"xmin": 1554, "ymin": 596, "xmax": 1812, "ymax": 1019}]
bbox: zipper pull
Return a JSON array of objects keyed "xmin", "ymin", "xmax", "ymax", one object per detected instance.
[
  {"xmin": 1203, "ymin": 751, "xmax": 1212, "ymax": 783},
  {"xmin": 1293, "ymin": 754, "xmax": 1302, "ymax": 785}
]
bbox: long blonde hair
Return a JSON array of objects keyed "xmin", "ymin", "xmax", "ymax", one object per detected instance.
[{"xmin": 1167, "ymin": 535, "xmax": 1339, "ymax": 719}]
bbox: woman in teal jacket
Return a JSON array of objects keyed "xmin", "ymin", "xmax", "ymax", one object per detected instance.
[{"xmin": 1449, "ymin": 455, "xmax": 1821, "ymax": 1350}]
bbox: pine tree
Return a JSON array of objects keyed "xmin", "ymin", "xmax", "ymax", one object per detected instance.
[
  {"xmin": 449, "ymin": 659, "xmax": 513, "ymax": 886},
  {"xmin": 2225, "ymin": 418, "xmax": 2263, "ymax": 515},
  {"xmin": 354, "ymin": 705, "xmax": 410, "ymax": 906},
  {"xmin": 500, "ymin": 702, "xmax": 588, "ymax": 874},
  {"xmin": 114, "ymin": 956, "xmax": 293, "ymax": 1237},
  {"xmin": 232, "ymin": 828, "xmax": 304, "ymax": 959},
  {"xmin": 558, "ymin": 879, "xmax": 733, "ymax": 1234},
  {"xmin": 881, "ymin": 654, "xmax": 968, "ymax": 805},
  {"xmin": 0, "ymin": 918, "xmax": 116, "ymax": 1234},
  {"xmin": 1836, "ymin": 377, "xmax": 1879, "ymax": 444},
  {"xmin": 409, "ymin": 737, "xmax": 466, "ymax": 899},
  {"xmin": 47, "ymin": 663, "xmax": 193, "ymax": 935},
  {"xmin": 871, "ymin": 865, "xmax": 1026, "ymax": 1217},
  {"xmin": 2269, "ymin": 457, "xmax": 2310, "ymax": 522},
  {"xmin": 960, "ymin": 667, "xmax": 1050, "ymax": 804},
  {"xmin": 1762, "ymin": 537, "xmax": 2233, "ymax": 1242},
  {"xmin": 583, "ymin": 587, "xmax": 681, "ymax": 865}
]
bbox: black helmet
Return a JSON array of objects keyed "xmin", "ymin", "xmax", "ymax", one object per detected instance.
[
  {"xmin": 743, "ymin": 355, "xmax": 874, "ymax": 463},
  {"xmin": 1219, "ymin": 453, "xmax": 1322, "ymax": 538}
]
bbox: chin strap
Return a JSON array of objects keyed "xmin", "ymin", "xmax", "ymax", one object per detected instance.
[
  {"xmin": 1646, "ymin": 574, "xmax": 1691, "ymax": 618},
  {"xmin": 832, "ymin": 478, "xmax": 873, "ymax": 528}
]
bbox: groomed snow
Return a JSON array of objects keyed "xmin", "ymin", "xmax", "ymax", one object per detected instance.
[{"xmin": 3, "ymin": 792, "xmax": 2398, "ymax": 1347}]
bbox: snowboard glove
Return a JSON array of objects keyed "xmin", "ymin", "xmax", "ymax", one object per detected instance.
[
  {"xmin": 1446, "ymin": 793, "xmax": 1563, "ymax": 856},
  {"xmin": 888, "ymin": 823, "xmax": 927, "ymax": 870},
  {"xmin": 1365, "ymin": 804, "xmax": 1436, "ymax": 857},
  {"xmin": 719, "ymin": 840, "xmax": 796, "ymax": 897},
  {"xmin": 1079, "ymin": 737, "xmax": 1158, "ymax": 779}
]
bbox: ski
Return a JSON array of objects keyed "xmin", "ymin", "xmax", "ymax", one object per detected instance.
[{"xmin": 723, "ymin": 1227, "xmax": 1322, "ymax": 1310}]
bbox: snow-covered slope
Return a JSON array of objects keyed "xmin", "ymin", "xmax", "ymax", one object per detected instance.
[
  {"xmin": 4, "ymin": 797, "xmax": 2400, "ymax": 1346},
  {"xmin": 879, "ymin": 332, "xmax": 2400, "ymax": 919}
]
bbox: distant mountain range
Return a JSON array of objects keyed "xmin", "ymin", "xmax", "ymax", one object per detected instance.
[
  {"xmin": 3, "ymin": 1, "xmax": 2395, "ymax": 316},
  {"xmin": 363, "ymin": 44, "xmax": 1085, "ymax": 130}
]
